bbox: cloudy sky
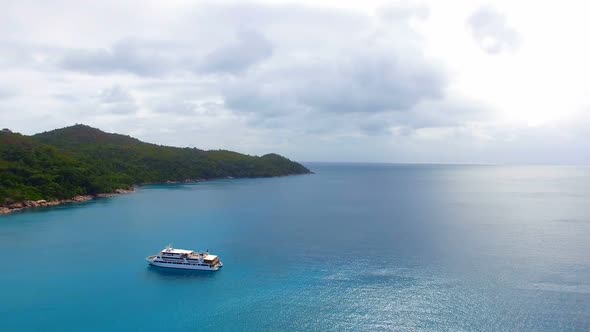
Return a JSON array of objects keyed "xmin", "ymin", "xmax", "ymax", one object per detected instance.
[{"xmin": 1, "ymin": 0, "xmax": 589, "ymax": 163}]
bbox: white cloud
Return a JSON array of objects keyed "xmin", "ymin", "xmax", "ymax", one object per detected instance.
[
  {"xmin": 467, "ymin": 6, "xmax": 520, "ymax": 54},
  {"xmin": 60, "ymin": 40, "xmax": 173, "ymax": 76},
  {"xmin": 198, "ymin": 28, "xmax": 274, "ymax": 74},
  {"xmin": 97, "ymin": 85, "xmax": 138, "ymax": 114},
  {"xmin": 99, "ymin": 85, "xmax": 134, "ymax": 104},
  {"xmin": 0, "ymin": 0, "xmax": 590, "ymax": 163}
]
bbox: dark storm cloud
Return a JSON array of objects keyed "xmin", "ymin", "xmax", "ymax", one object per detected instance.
[{"xmin": 467, "ymin": 6, "xmax": 520, "ymax": 54}]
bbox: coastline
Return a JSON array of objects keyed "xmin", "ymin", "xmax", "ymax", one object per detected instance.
[
  {"xmin": 0, "ymin": 172, "xmax": 312, "ymax": 216},
  {"xmin": 0, "ymin": 188, "xmax": 135, "ymax": 215}
]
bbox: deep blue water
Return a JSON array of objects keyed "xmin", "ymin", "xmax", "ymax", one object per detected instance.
[{"xmin": 1, "ymin": 163, "xmax": 590, "ymax": 331}]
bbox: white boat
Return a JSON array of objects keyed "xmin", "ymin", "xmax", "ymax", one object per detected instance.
[{"xmin": 146, "ymin": 245, "xmax": 223, "ymax": 271}]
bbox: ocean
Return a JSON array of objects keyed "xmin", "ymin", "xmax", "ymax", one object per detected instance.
[{"xmin": 1, "ymin": 163, "xmax": 589, "ymax": 331}]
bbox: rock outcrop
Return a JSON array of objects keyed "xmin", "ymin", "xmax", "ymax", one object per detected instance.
[{"xmin": 0, "ymin": 188, "xmax": 135, "ymax": 215}]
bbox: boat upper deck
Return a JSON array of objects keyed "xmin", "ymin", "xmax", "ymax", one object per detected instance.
[
  {"xmin": 161, "ymin": 247, "xmax": 193, "ymax": 255},
  {"xmin": 159, "ymin": 246, "xmax": 218, "ymax": 261}
]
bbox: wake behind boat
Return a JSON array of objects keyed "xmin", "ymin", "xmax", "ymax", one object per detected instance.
[{"xmin": 146, "ymin": 245, "xmax": 223, "ymax": 271}]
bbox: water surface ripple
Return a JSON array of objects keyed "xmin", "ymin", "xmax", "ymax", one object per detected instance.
[{"xmin": 1, "ymin": 164, "xmax": 589, "ymax": 331}]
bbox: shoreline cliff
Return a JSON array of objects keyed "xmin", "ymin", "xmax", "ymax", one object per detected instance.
[{"xmin": 0, "ymin": 188, "xmax": 135, "ymax": 215}]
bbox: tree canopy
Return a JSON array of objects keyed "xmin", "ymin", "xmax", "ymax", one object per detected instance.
[{"xmin": 0, "ymin": 125, "xmax": 310, "ymax": 205}]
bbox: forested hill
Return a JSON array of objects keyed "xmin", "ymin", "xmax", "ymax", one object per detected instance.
[{"xmin": 0, "ymin": 125, "xmax": 310, "ymax": 205}]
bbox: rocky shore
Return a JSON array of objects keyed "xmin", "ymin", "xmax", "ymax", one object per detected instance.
[
  {"xmin": 163, "ymin": 178, "xmax": 207, "ymax": 184},
  {"xmin": 0, "ymin": 173, "xmax": 303, "ymax": 216},
  {"xmin": 0, "ymin": 188, "xmax": 134, "ymax": 215}
]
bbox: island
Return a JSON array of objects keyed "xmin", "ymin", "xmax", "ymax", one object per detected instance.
[{"xmin": 0, "ymin": 125, "xmax": 311, "ymax": 214}]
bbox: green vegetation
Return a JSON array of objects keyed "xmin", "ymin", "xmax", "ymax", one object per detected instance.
[{"xmin": 0, "ymin": 125, "xmax": 310, "ymax": 205}]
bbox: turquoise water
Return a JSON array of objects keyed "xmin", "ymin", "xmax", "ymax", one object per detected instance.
[{"xmin": 1, "ymin": 164, "xmax": 590, "ymax": 331}]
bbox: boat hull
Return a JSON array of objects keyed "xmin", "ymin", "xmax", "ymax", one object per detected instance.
[{"xmin": 146, "ymin": 256, "xmax": 221, "ymax": 271}]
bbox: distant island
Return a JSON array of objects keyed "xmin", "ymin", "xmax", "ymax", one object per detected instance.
[{"xmin": 0, "ymin": 124, "xmax": 311, "ymax": 214}]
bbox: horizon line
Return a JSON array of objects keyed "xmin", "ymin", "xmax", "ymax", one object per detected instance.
[{"xmin": 300, "ymin": 161, "xmax": 590, "ymax": 166}]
